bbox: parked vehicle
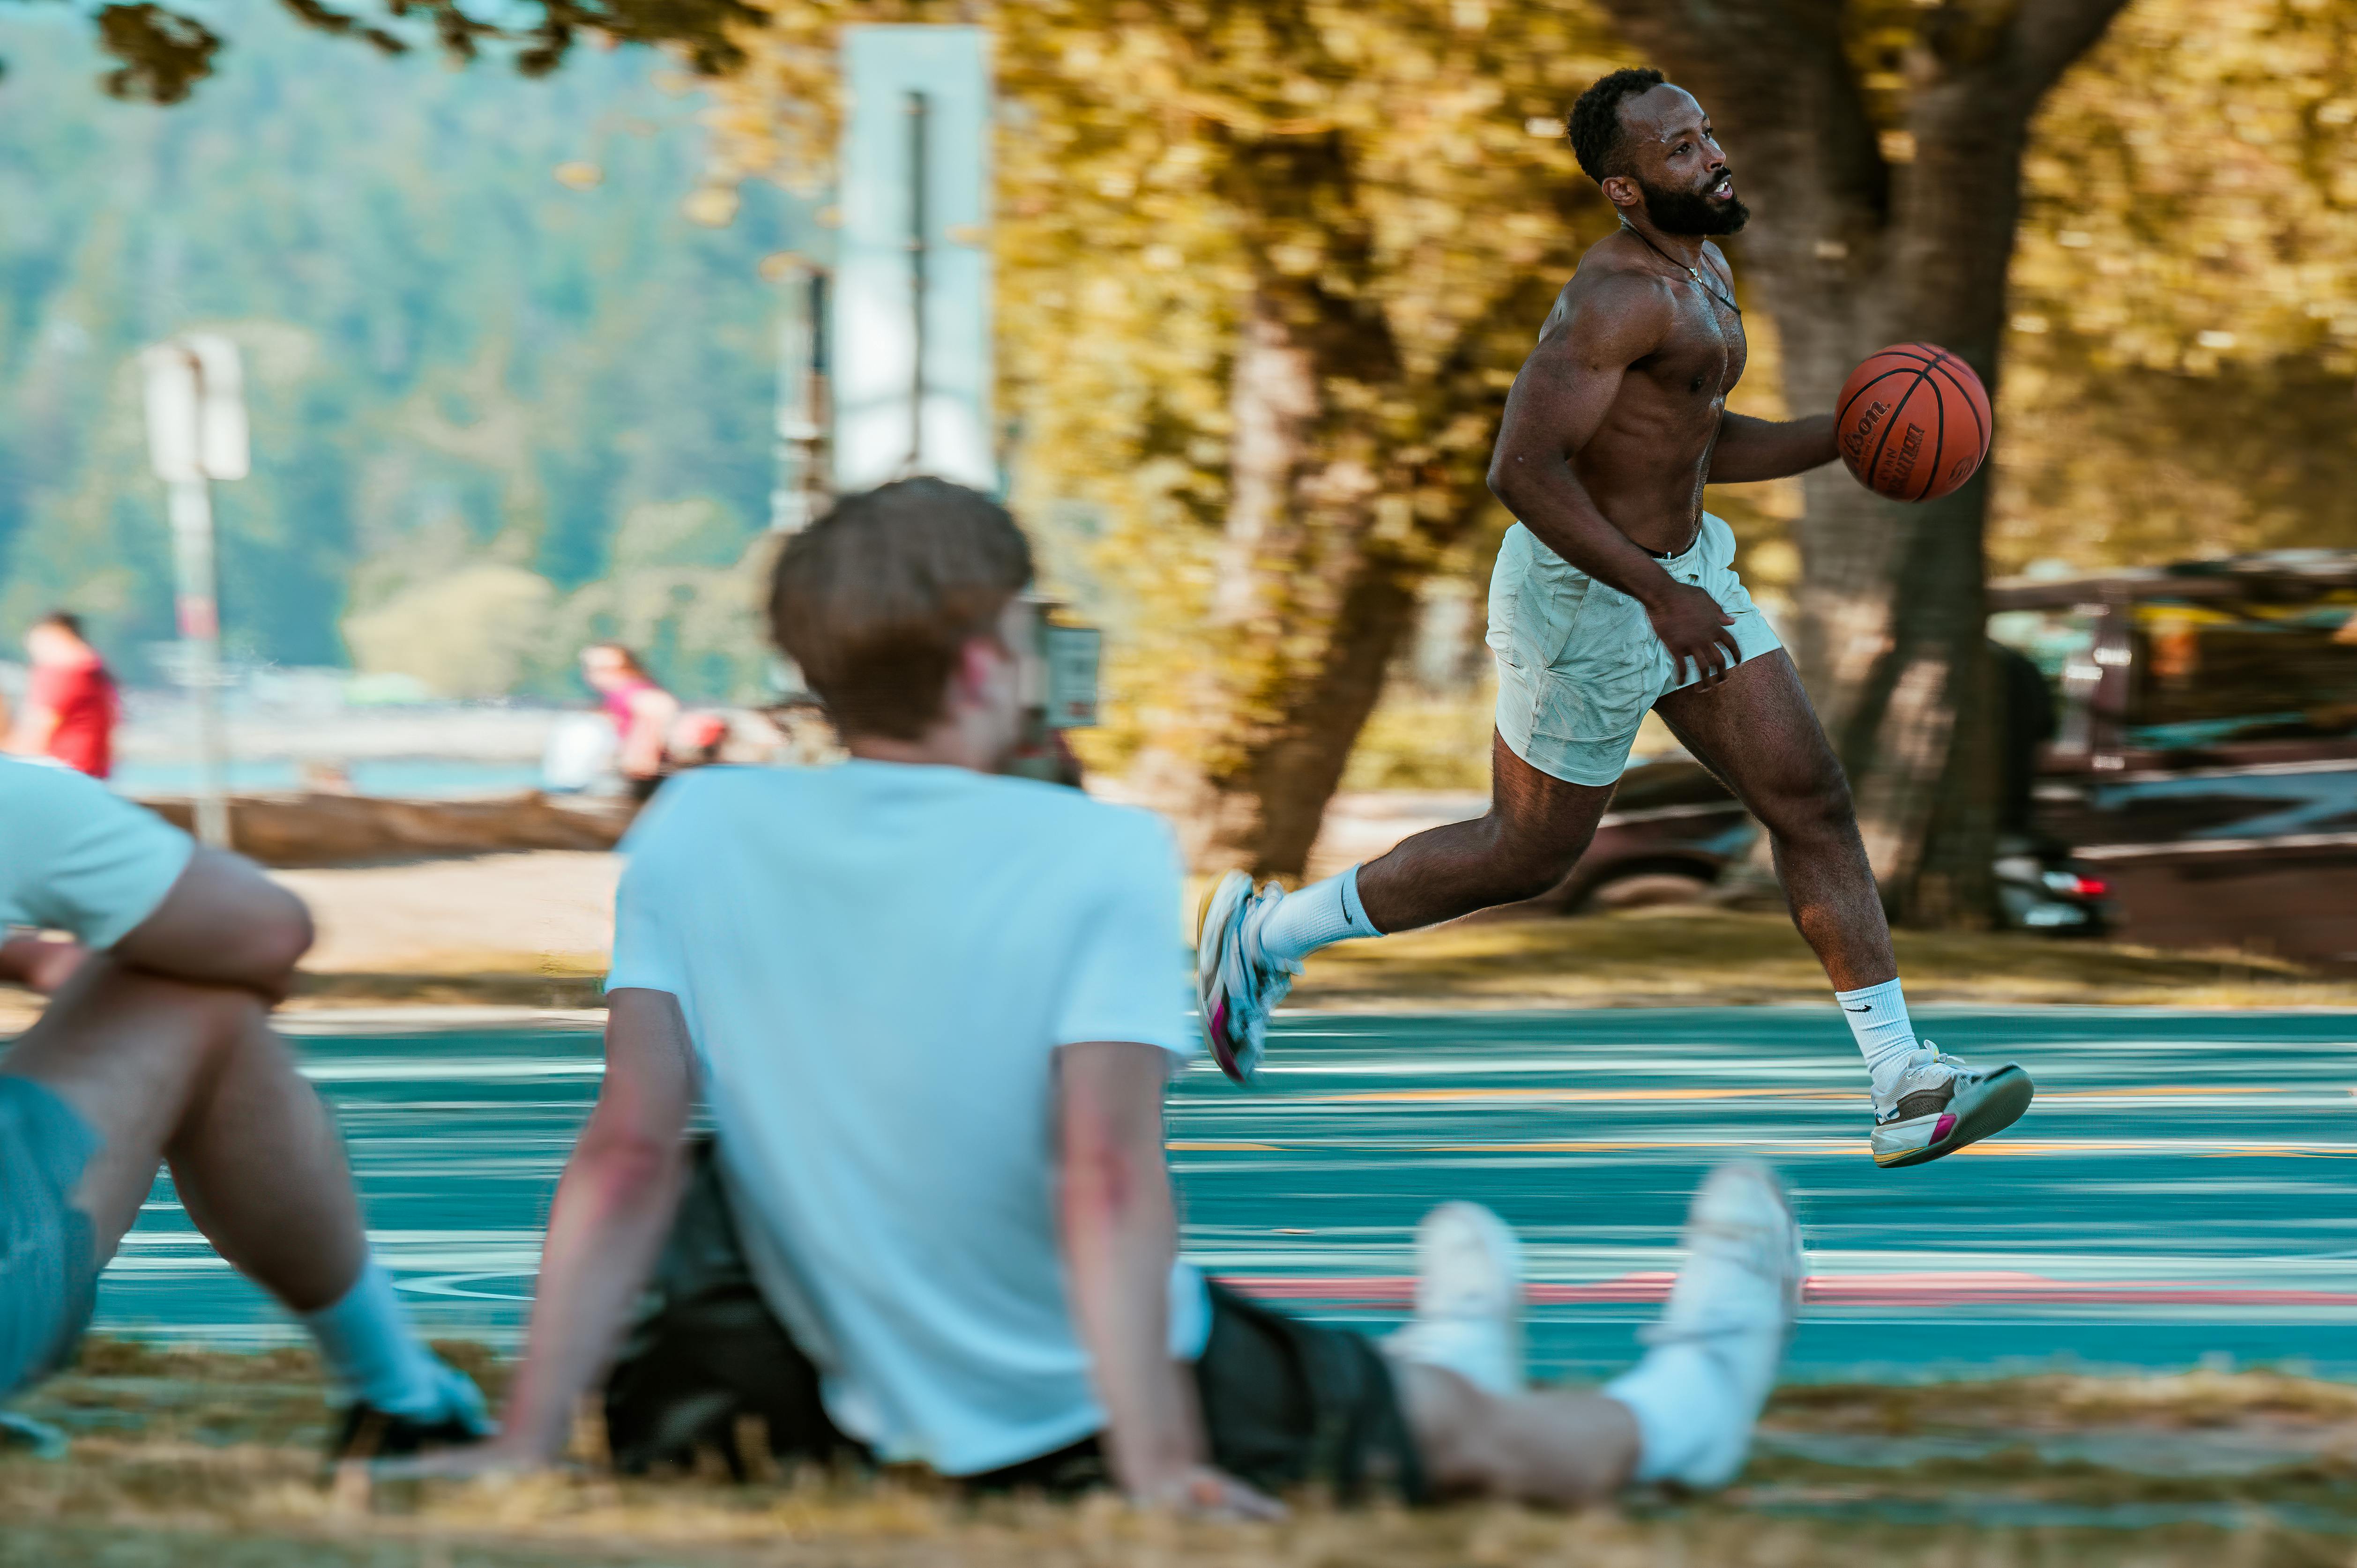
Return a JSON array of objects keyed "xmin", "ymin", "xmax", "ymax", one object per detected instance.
[
  {"xmin": 1991, "ymin": 550, "xmax": 2357, "ymax": 966},
  {"xmin": 1535, "ymin": 550, "xmax": 2357, "ymax": 959}
]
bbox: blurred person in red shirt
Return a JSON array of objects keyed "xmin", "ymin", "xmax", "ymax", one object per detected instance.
[{"xmin": 7, "ymin": 613, "xmax": 120, "ymax": 779}]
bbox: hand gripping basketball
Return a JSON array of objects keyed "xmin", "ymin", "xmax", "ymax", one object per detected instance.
[{"xmin": 1835, "ymin": 344, "xmax": 1992, "ymax": 502}]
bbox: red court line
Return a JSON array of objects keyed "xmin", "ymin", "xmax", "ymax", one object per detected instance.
[{"xmin": 1217, "ymin": 1272, "xmax": 2357, "ymax": 1310}]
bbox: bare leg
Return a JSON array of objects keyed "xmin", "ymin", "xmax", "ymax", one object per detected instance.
[
  {"xmin": 1355, "ymin": 731, "xmax": 1618, "ymax": 934},
  {"xmin": 1, "ymin": 957, "xmax": 366, "ymax": 1312},
  {"xmin": 1393, "ymin": 1358, "xmax": 1639, "ymax": 1505},
  {"xmin": 1652, "ymin": 652, "xmax": 1896, "ymax": 991}
]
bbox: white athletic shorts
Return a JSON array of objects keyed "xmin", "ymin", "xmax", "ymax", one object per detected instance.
[{"xmin": 1487, "ymin": 513, "xmax": 1783, "ymax": 787}]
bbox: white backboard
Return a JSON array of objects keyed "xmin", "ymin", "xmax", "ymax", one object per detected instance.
[
  {"xmin": 142, "ymin": 334, "xmax": 250, "ymax": 483},
  {"xmin": 833, "ymin": 26, "xmax": 994, "ymax": 493}
]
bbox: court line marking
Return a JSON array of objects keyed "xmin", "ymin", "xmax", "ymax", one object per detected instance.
[
  {"xmin": 1218, "ymin": 1271, "xmax": 2357, "ymax": 1310},
  {"xmin": 1297, "ymin": 1085, "xmax": 2295, "ymax": 1105}
]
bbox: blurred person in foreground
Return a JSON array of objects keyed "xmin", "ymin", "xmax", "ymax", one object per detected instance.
[
  {"xmin": 5, "ymin": 613, "xmax": 121, "ymax": 780},
  {"xmin": 579, "ymin": 643, "xmax": 680, "ymax": 802},
  {"xmin": 1196, "ymin": 67, "xmax": 2032, "ymax": 1171},
  {"xmin": 0, "ymin": 757, "xmax": 487, "ymax": 1453},
  {"xmin": 401, "ymin": 478, "xmax": 1803, "ymax": 1512}
]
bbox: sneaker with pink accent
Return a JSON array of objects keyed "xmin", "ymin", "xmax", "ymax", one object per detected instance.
[
  {"xmin": 1869, "ymin": 1047, "xmax": 2035, "ymax": 1168},
  {"xmin": 1193, "ymin": 870, "xmax": 1297, "ymax": 1082}
]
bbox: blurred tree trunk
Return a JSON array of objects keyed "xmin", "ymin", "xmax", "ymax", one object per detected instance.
[
  {"xmin": 1599, "ymin": 0, "xmax": 2131, "ymax": 924},
  {"xmin": 1132, "ymin": 136, "xmax": 1444, "ymax": 878}
]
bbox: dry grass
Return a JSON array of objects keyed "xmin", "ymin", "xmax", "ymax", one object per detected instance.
[{"xmin": 8, "ymin": 1347, "xmax": 2357, "ymax": 1566}]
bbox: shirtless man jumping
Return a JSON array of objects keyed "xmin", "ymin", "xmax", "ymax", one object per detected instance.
[{"xmin": 1198, "ymin": 67, "xmax": 2033, "ymax": 1170}]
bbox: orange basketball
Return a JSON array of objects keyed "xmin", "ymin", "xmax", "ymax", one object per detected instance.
[{"xmin": 1835, "ymin": 343, "xmax": 1992, "ymax": 502}]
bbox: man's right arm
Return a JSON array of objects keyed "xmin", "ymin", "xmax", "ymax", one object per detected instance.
[
  {"xmin": 483, "ymin": 987, "xmax": 694, "ymax": 1464},
  {"xmin": 1487, "ymin": 278, "xmax": 1742, "ymax": 686}
]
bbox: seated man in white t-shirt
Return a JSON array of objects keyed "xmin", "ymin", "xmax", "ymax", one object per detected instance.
[
  {"xmin": 427, "ymin": 479, "xmax": 1802, "ymax": 1509},
  {"xmin": 0, "ymin": 759, "xmax": 485, "ymax": 1452}
]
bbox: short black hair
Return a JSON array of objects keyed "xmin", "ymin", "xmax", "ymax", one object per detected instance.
[
  {"xmin": 35, "ymin": 610, "xmax": 84, "ymax": 639},
  {"xmin": 1568, "ymin": 67, "xmax": 1667, "ymax": 184}
]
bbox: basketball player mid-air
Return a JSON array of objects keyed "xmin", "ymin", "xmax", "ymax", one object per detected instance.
[{"xmin": 1198, "ymin": 67, "xmax": 2033, "ymax": 1169}]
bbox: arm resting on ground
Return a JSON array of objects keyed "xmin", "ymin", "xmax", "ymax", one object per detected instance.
[
  {"xmin": 490, "ymin": 987, "xmax": 695, "ymax": 1463},
  {"xmin": 1056, "ymin": 1040, "xmax": 1208, "ymax": 1496},
  {"xmin": 1707, "ymin": 411, "xmax": 1837, "ymax": 483}
]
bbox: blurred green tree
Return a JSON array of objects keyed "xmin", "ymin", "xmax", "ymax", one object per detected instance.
[{"xmin": 0, "ymin": 4, "xmax": 805, "ymax": 701}]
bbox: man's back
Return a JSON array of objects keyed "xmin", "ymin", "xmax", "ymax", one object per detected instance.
[{"xmin": 606, "ymin": 762, "xmax": 1201, "ymax": 1475}]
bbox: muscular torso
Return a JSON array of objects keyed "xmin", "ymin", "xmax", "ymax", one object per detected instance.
[{"xmin": 1537, "ymin": 233, "xmax": 1746, "ymax": 555}]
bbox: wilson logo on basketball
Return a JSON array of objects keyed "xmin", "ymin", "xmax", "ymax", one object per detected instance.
[
  {"xmin": 1833, "ymin": 342, "xmax": 1992, "ymax": 502},
  {"xmin": 1842, "ymin": 400, "xmax": 1888, "ymax": 459}
]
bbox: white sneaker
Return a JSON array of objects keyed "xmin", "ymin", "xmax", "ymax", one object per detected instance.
[
  {"xmin": 1870, "ymin": 1045, "xmax": 2034, "ymax": 1168},
  {"xmin": 1194, "ymin": 871, "xmax": 1298, "ymax": 1082},
  {"xmin": 1383, "ymin": 1200, "xmax": 1525, "ymax": 1397},
  {"xmin": 1606, "ymin": 1161, "xmax": 1804, "ymax": 1489}
]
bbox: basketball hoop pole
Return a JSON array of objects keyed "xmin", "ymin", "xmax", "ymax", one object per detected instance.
[
  {"xmin": 166, "ymin": 474, "xmax": 230, "ymax": 848},
  {"xmin": 142, "ymin": 334, "xmax": 247, "ymax": 851}
]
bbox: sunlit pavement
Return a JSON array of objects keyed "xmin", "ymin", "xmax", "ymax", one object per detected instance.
[{"xmin": 91, "ymin": 1008, "xmax": 2357, "ymax": 1383}]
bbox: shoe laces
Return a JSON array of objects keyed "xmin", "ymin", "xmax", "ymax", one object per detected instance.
[{"xmin": 1238, "ymin": 884, "xmax": 1303, "ymax": 985}]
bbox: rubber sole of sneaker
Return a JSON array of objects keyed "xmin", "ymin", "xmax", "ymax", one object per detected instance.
[
  {"xmin": 1873, "ymin": 1064, "xmax": 2036, "ymax": 1169},
  {"xmin": 1193, "ymin": 871, "xmax": 1253, "ymax": 1082}
]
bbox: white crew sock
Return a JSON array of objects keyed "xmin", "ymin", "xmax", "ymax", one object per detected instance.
[
  {"xmin": 1835, "ymin": 976, "xmax": 1922, "ymax": 1105},
  {"xmin": 298, "ymin": 1258, "xmax": 449, "ymax": 1416},
  {"xmin": 1252, "ymin": 865, "xmax": 1383, "ymax": 968},
  {"xmin": 1605, "ymin": 1341, "xmax": 1739, "ymax": 1484}
]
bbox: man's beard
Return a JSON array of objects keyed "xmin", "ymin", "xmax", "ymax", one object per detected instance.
[{"xmin": 1640, "ymin": 173, "xmax": 1750, "ymax": 237}]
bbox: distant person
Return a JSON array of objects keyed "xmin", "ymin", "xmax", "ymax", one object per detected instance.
[
  {"xmin": 579, "ymin": 644, "xmax": 679, "ymax": 802},
  {"xmin": 0, "ymin": 758, "xmax": 487, "ymax": 1454},
  {"xmin": 403, "ymin": 479, "xmax": 1803, "ymax": 1511},
  {"xmin": 7, "ymin": 613, "xmax": 120, "ymax": 780}
]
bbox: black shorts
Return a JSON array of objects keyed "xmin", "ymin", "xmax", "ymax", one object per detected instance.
[{"xmin": 604, "ymin": 1144, "xmax": 1425, "ymax": 1504}]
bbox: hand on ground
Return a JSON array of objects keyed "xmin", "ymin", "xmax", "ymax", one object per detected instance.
[{"xmin": 1136, "ymin": 1464, "xmax": 1288, "ymax": 1521}]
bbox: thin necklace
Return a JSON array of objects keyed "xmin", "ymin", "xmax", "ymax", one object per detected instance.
[{"xmin": 1621, "ymin": 222, "xmax": 1742, "ymax": 315}]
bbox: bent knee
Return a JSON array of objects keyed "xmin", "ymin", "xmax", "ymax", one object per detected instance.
[
  {"xmin": 79, "ymin": 959, "xmax": 269, "ymax": 1041},
  {"xmin": 1757, "ymin": 765, "xmax": 1857, "ymax": 838},
  {"xmin": 1475, "ymin": 834, "xmax": 1590, "ymax": 905}
]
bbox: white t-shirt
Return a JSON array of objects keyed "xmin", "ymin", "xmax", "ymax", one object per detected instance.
[
  {"xmin": 0, "ymin": 758, "xmax": 193, "ymax": 948},
  {"xmin": 606, "ymin": 761, "xmax": 1208, "ymax": 1476}
]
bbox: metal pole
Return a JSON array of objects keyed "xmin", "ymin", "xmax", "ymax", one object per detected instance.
[
  {"xmin": 167, "ymin": 475, "xmax": 230, "ymax": 848},
  {"xmin": 906, "ymin": 89, "xmax": 929, "ymax": 473},
  {"xmin": 805, "ymin": 268, "xmax": 831, "ymax": 507},
  {"xmin": 768, "ymin": 263, "xmax": 818, "ymax": 534}
]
